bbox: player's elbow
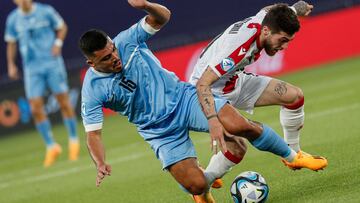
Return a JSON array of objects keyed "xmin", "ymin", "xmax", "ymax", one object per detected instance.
[{"xmin": 156, "ymin": 8, "xmax": 171, "ymax": 26}]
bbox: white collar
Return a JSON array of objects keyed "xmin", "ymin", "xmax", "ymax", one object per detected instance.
[{"xmin": 90, "ymin": 67, "xmax": 113, "ymax": 77}]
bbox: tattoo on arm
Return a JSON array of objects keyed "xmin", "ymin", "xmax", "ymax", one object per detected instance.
[
  {"xmin": 274, "ymin": 81, "xmax": 288, "ymax": 96},
  {"xmin": 198, "ymin": 85, "xmax": 216, "ymax": 116}
]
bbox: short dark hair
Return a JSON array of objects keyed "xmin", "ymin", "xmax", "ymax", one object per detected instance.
[
  {"xmin": 262, "ymin": 3, "xmax": 300, "ymax": 35},
  {"xmin": 78, "ymin": 29, "xmax": 109, "ymax": 56}
]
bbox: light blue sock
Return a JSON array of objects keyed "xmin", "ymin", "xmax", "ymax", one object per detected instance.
[
  {"xmin": 35, "ymin": 120, "xmax": 55, "ymax": 147},
  {"xmin": 63, "ymin": 117, "xmax": 78, "ymax": 142},
  {"xmin": 250, "ymin": 124, "xmax": 292, "ymax": 158}
]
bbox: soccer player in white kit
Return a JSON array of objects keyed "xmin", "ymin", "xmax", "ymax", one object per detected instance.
[{"xmin": 189, "ymin": 1, "xmax": 328, "ymax": 194}]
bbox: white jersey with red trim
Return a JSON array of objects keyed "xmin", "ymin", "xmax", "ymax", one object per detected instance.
[{"xmin": 189, "ymin": 10, "xmax": 267, "ymax": 96}]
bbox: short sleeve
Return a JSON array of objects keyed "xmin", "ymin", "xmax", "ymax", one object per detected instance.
[
  {"xmin": 4, "ymin": 13, "xmax": 17, "ymax": 42},
  {"xmin": 81, "ymin": 89, "xmax": 104, "ymax": 132},
  {"xmin": 44, "ymin": 5, "xmax": 64, "ymax": 30}
]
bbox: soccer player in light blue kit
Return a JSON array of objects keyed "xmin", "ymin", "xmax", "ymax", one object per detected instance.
[
  {"xmin": 5, "ymin": 0, "xmax": 79, "ymax": 167},
  {"xmin": 80, "ymin": 0, "xmax": 326, "ymax": 202}
]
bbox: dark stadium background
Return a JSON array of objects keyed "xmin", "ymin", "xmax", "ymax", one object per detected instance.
[{"xmin": 1, "ymin": 0, "xmax": 360, "ymax": 81}]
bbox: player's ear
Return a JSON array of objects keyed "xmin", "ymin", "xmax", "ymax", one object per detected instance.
[
  {"xmin": 262, "ymin": 26, "xmax": 271, "ymax": 37},
  {"xmin": 86, "ymin": 59, "xmax": 94, "ymax": 67}
]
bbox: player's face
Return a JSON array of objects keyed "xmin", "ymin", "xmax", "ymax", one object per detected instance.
[
  {"xmin": 13, "ymin": 0, "xmax": 32, "ymax": 10},
  {"xmin": 87, "ymin": 40, "xmax": 123, "ymax": 73},
  {"xmin": 263, "ymin": 31, "xmax": 295, "ymax": 56}
]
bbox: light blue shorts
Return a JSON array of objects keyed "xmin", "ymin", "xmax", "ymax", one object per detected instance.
[
  {"xmin": 24, "ymin": 58, "xmax": 69, "ymax": 99},
  {"xmin": 138, "ymin": 85, "xmax": 228, "ymax": 169}
]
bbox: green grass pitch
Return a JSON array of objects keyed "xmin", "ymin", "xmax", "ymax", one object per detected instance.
[{"xmin": 0, "ymin": 56, "xmax": 359, "ymax": 203}]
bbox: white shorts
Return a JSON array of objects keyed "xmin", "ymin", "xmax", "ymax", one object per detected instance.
[{"xmin": 220, "ymin": 72, "xmax": 271, "ymax": 114}]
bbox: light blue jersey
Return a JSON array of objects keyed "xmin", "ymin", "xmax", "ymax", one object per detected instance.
[
  {"xmin": 81, "ymin": 18, "xmax": 228, "ymax": 169},
  {"xmin": 81, "ymin": 17, "xmax": 187, "ymax": 133},
  {"xmin": 4, "ymin": 2, "xmax": 64, "ymax": 69},
  {"xmin": 4, "ymin": 3, "xmax": 68, "ymax": 98}
]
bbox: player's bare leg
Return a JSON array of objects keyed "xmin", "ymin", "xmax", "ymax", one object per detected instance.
[
  {"xmin": 168, "ymin": 158, "xmax": 215, "ymax": 203},
  {"xmin": 56, "ymin": 93, "xmax": 79, "ymax": 161},
  {"xmin": 217, "ymin": 104, "xmax": 327, "ymax": 171},
  {"xmin": 255, "ymin": 79, "xmax": 327, "ymax": 169},
  {"xmin": 255, "ymin": 79, "xmax": 304, "ymax": 151},
  {"xmin": 29, "ymin": 97, "xmax": 62, "ymax": 167}
]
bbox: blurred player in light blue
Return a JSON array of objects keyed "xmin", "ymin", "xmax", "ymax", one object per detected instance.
[
  {"xmin": 5, "ymin": 0, "xmax": 79, "ymax": 167},
  {"xmin": 79, "ymin": 1, "xmax": 327, "ymax": 202}
]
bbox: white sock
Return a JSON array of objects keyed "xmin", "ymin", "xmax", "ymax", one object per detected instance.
[
  {"xmin": 204, "ymin": 151, "xmax": 238, "ymax": 186},
  {"xmin": 284, "ymin": 149, "xmax": 297, "ymax": 162},
  {"xmin": 280, "ymin": 105, "xmax": 304, "ymax": 152}
]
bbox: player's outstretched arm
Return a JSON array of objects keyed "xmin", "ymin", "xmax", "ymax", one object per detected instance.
[
  {"xmin": 196, "ymin": 67, "xmax": 228, "ymax": 154},
  {"xmin": 261, "ymin": 1, "xmax": 313, "ymax": 16},
  {"xmin": 6, "ymin": 41, "xmax": 19, "ymax": 80},
  {"xmin": 128, "ymin": 0, "xmax": 171, "ymax": 30},
  {"xmin": 87, "ymin": 130, "xmax": 112, "ymax": 187}
]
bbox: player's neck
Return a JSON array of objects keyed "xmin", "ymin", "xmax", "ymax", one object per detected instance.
[
  {"xmin": 258, "ymin": 32, "xmax": 266, "ymax": 50},
  {"xmin": 19, "ymin": 4, "xmax": 33, "ymax": 14}
]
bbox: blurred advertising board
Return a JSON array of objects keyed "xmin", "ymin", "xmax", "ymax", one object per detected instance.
[
  {"xmin": 0, "ymin": 70, "xmax": 82, "ymax": 136},
  {"xmin": 155, "ymin": 6, "xmax": 360, "ymax": 81}
]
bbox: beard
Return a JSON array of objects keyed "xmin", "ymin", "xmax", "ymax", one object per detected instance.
[
  {"xmin": 264, "ymin": 39, "xmax": 279, "ymax": 56},
  {"xmin": 263, "ymin": 40, "xmax": 277, "ymax": 56}
]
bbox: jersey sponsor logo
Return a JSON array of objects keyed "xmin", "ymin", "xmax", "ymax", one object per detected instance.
[
  {"xmin": 238, "ymin": 47, "xmax": 247, "ymax": 56},
  {"xmin": 220, "ymin": 57, "xmax": 235, "ymax": 72}
]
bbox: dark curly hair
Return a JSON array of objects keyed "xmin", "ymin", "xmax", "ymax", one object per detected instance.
[
  {"xmin": 79, "ymin": 29, "xmax": 109, "ymax": 56},
  {"xmin": 262, "ymin": 3, "xmax": 300, "ymax": 35}
]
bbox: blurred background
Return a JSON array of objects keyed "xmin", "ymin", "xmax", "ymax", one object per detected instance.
[{"xmin": 1, "ymin": 1, "xmax": 360, "ymax": 202}]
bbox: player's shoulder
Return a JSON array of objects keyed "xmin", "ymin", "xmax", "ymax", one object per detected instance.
[
  {"xmin": 82, "ymin": 68, "xmax": 113, "ymax": 91},
  {"xmin": 82, "ymin": 69, "xmax": 101, "ymax": 97},
  {"xmin": 6, "ymin": 8, "xmax": 19, "ymax": 23},
  {"xmin": 35, "ymin": 2, "xmax": 56, "ymax": 13}
]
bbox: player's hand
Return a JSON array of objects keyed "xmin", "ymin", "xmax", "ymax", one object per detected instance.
[
  {"xmin": 128, "ymin": 0, "xmax": 148, "ymax": 10},
  {"xmin": 292, "ymin": 1, "xmax": 313, "ymax": 16},
  {"xmin": 96, "ymin": 163, "xmax": 112, "ymax": 187},
  {"xmin": 208, "ymin": 117, "xmax": 228, "ymax": 154},
  {"xmin": 52, "ymin": 45, "xmax": 62, "ymax": 56},
  {"xmin": 8, "ymin": 63, "xmax": 19, "ymax": 80}
]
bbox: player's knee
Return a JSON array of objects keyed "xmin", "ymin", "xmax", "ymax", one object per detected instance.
[
  {"xmin": 287, "ymin": 86, "xmax": 304, "ymax": 105},
  {"xmin": 30, "ymin": 104, "xmax": 43, "ymax": 117},
  {"xmin": 58, "ymin": 99, "xmax": 71, "ymax": 110},
  {"xmin": 184, "ymin": 177, "xmax": 208, "ymax": 195},
  {"xmin": 226, "ymin": 136, "xmax": 247, "ymax": 159}
]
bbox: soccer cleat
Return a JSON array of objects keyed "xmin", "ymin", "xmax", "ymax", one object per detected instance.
[
  {"xmin": 43, "ymin": 143, "xmax": 62, "ymax": 168},
  {"xmin": 211, "ymin": 178, "xmax": 223, "ymax": 189},
  {"xmin": 69, "ymin": 141, "xmax": 80, "ymax": 161},
  {"xmin": 282, "ymin": 151, "xmax": 328, "ymax": 171},
  {"xmin": 191, "ymin": 191, "xmax": 216, "ymax": 203}
]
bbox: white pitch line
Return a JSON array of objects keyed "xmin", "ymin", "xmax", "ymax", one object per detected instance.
[
  {"xmin": 0, "ymin": 153, "xmax": 146, "ymax": 190},
  {"xmin": 0, "ymin": 142, "xmax": 143, "ymax": 182},
  {"xmin": 0, "ymin": 102, "xmax": 359, "ymax": 190}
]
